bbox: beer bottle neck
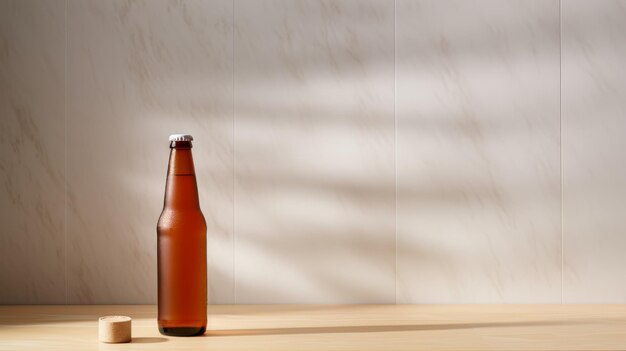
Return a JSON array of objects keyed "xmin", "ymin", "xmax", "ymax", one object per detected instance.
[
  {"xmin": 164, "ymin": 142, "xmax": 200, "ymax": 209},
  {"xmin": 167, "ymin": 142, "xmax": 196, "ymax": 176}
]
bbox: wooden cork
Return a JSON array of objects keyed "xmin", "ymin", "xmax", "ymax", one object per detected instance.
[{"xmin": 98, "ymin": 316, "xmax": 132, "ymax": 343}]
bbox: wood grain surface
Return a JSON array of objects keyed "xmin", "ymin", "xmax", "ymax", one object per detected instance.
[{"xmin": 1, "ymin": 305, "xmax": 626, "ymax": 350}]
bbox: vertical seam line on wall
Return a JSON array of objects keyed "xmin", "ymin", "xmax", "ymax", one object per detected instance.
[
  {"xmin": 64, "ymin": 0, "xmax": 68, "ymax": 305},
  {"xmin": 232, "ymin": 0, "xmax": 237, "ymax": 304},
  {"xmin": 394, "ymin": 0, "xmax": 398, "ymax": 305},
  {"xmin": 560, "ymin": 0, "xmax": 564, "ymax": 304}
]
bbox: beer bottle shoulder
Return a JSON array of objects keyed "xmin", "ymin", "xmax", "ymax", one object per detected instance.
[{"xmin": 157, "ymin": 208, "xmax": 207, "ymax": 231}]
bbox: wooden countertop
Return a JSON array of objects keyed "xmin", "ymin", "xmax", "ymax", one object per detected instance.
[{"xmin": 1, "ymin": 305, "xmax": 626, "ymax": 350}]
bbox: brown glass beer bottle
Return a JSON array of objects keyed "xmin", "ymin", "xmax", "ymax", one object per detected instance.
[{"xmin": 157, "ymin": 134, "xmax": 207, "ymax": 336}]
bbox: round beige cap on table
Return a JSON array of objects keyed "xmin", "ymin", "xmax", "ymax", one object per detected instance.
[{"xmin": 98, "ymin": 316, "xmax": 132, "ymax": 343}]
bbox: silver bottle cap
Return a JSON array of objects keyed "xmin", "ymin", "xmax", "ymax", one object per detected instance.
[{"xmin": 168, "ymin": 134, "xmax": 193, "ymax": 142}]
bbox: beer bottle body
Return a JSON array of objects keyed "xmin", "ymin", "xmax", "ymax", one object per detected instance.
[{"xmin": 157, "ymin": 137, "xmax": 207, "ymax": 336}]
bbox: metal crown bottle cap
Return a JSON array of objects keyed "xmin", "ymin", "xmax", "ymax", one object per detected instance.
[{"xmin": 169, "ymin": 134, "xmax": 193, "ymax": 142}]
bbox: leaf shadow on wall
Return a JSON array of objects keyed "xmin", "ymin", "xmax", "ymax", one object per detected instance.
[{"xmin": 232, "ymin": 0, "xmax": 561, "ymax": 304}]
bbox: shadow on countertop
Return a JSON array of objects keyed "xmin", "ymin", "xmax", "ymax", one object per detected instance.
[{"xmin": 204, "ymin": 319, "xmax": 588, "ymax": 337}]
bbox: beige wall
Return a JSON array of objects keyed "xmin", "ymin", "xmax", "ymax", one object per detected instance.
[{"xmin": 0, "ymin": 0, "xmax": 624, "ymax": 304}]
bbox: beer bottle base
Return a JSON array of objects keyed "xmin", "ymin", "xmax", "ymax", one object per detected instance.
[{"xmin": 159, "ymin": 326, "xmax": 206, "ymax": 337}]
